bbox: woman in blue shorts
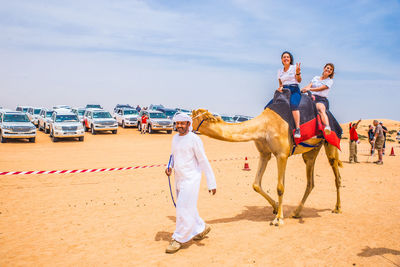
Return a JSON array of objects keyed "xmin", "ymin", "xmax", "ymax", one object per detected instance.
[
  {"xmin": 277, "ymin": 51, "xmax": 302, "ymax": 138},
  {"xmin": 301, "ymin": 63, "xmax": 335, "ymax": 135}
]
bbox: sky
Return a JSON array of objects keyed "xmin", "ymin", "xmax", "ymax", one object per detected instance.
[{"xmin": 0, "ymin": 0, "xmax": 399, "ymax": 122}]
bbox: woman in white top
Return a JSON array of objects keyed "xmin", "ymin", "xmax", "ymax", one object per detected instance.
[
  {"xmin": 301, "ymin": 63, "xmax": 335, "ymax": 135},
  {"xmin": 277, "ymin": 51, "xmax": 302, "ymax": 138}
]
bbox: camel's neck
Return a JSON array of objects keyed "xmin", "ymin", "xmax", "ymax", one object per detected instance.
[{"xmin": 198, "ymin": 111, "xmax": 273, "ymax": 142}]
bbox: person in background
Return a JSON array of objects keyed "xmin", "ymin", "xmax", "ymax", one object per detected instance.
[
  {"xmin": 141, "ymin": 113, "xmax": 148, "ymax": 134},
  {"xmin": 301, "ymin": 63, "xmax": 335, "ymax": 135},
  {"xmin": 368, "ymin": 125, "xmax": 375, "ymax": 155},
  {"xmin": 379, "ymin": 122, "xmax": 388, "ymax": 155},
  {"xmin": 276, "ymin": 51, "xmax": 302, "ymax": 138},
  {"xmin": 349, "ymin": 119, "xmax": 361, "ymax": 163},
  {"xmin": 372, "ymin": 120, "xmax": 385, "ymax": 165},
  {"xmin": 136, "ymin": 105, "xmax": 141, "ymax": 112}
]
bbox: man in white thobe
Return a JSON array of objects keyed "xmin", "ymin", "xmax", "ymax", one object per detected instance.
[{"xmin": 165, "ymin": 113, "xmax": 217, "ymax": 254}]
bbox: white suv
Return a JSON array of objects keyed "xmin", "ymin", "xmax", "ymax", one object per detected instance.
[
  {"xmin": 138, "ymin": 110, "xmax": 173, "ymax": 134},
  {"xmin": 83, "ymin": 109, "xmax": 118, "ymax": 135},
  {"xmin": 38, "ymin": 108, "xmax": 55, "ymax": 134},
  {"xmin": 27, "ymin": 107, "xmax": 43, "ymax": 127},
  {"xmin": 0, "ymin": 111, "xmax": 36, "ymax": 143},
  {"xmin": 49, "ymin": 109, "xmax": 85, "ymax": 142},
  {"xmin": 114, "ymin": 108, "xmax": 139, "ymax": 128}
]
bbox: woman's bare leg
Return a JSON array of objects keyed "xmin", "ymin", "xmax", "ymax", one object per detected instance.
[{"xmin": 316, "ymin": 103, "xmax": 329, "ymax": 127}]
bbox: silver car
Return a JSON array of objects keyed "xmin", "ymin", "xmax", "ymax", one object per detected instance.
[
  {"xmin": 49, "ymin": 110, "xmax": 85, "ymax": 142},
  {"xmin": 0, "ymin": 111, "xmax": 36, "ymax": 143},
  {"xmin": 38, "ymin": 108, "xmax": 55, "ymax": 134},
  {"xmin": 71, "ymin": 108, "xmax": 86, "ymax": 123},
  {"xmin": 83, "ymin": 109, "xmax": 118, "ymax": 135},
  {"xmin": 114, "ymin": 108, "xmax": 139, "ymax": 128},
  {"xmin": 27, "ymin": 107, "xmax": 43, "ymax": 127},
  {"xmin": 138, "ymin": 110, "xmax": 173, "ymax": 134}
]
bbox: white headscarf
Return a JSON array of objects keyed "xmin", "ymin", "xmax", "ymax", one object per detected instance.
[{"xmin": 173, "ymin": 113, "xmax": 193, "ymax": 132}]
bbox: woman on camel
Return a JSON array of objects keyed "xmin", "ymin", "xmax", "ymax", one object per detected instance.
[
  {"xmin": 301, "ymin": 63, "xmax": 335, "ymax": 135},
  {"xmin": 277, "ymin": 51, "xmax": 302, "ymax": 138}
]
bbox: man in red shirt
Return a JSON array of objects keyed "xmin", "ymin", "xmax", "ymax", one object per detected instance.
[
  {"xmin": 349, "ymin": 119, "xmax": 361, "ymax": 163},
  {"xmin": 141, "ymin": 114, "xmax": 148, "ymax": 134}
]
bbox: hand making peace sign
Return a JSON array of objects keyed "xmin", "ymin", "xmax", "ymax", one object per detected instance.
[{"xmin": 296, "ymin": 62, "xmax": 301, "ymax": 75}]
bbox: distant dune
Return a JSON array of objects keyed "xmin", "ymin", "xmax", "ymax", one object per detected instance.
[{"xmin": 340, "ymin": 119, "xmax": 400, "ymax": 142}]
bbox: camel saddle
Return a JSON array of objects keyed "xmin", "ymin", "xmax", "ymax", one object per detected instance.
[{"xmin": 266, "ymin": 89, "xmax": 342, "ymax": 150}]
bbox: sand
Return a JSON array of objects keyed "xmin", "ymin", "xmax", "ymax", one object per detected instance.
[{"xmin": 1, "ymin": 122, "xmax": 400, "ymax": 266}]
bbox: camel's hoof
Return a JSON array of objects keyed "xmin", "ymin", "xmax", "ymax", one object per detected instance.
[
  {"xmin": 292, "ymin": 213, "xmax": 301, "ymax": 219},
  {"xmin": 332, "ymin": 208, "xmax": 342, "ymax": 214},
  {"xmin": 270, "ymin": 217, "xmax": 284, "ymax": 226}
]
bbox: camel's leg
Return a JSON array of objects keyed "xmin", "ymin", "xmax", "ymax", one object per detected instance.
[
  {"xmin": 324, "ymin": 142, "xmax": 343, "ymax": 213},
  {"xmin": 292, "ymin": 145, "xmax": 322, "ymax": 218},
  {"xmin": 271, "ymin": 154, "xmax": 288, "ymax": 226},
  {"xmin": 252, "ymin": 152, "xmax": 278, "ymax": 213}
]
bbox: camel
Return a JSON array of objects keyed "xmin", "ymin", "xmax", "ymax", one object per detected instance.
[{"xmin": 191, "ymin": 108, "xmax": 343, "ymax": 226}]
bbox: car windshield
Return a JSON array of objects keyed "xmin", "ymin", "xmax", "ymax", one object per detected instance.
[
  {"xmin": 123, "ymin": 110, "xmax": 138, "ymax": 115},
  {"xmin": 34, "ymin": 109, "xmax": 41, "ymax": 114},
  {"xmin": 237, "ymin": 117, "xmax": 249, "ymax": 122},
  {"xmin": 87, "ymin": 104, "xmax": 102, "ymax": 108},
  {"xmin": 22, "ymin": 108, "xmax": 28, "ymax": 112},
  {"xmin": 93, "ymin": 112, "xmax": 112, "ymax": 118},
  {"xmin": 3, "ymin": 114, "xmax": 30, "ymax": 122},
  {"xmin": 165, "ymin": 111, "xmax": 177, "ymax": 117},
  {"xmin": 78, "ymin": 110, "xmax": 85, "ymax": 115},
  {"xmin": 149, "ymin": 112, "xmax": 167, "ymax": 119},
  {"xmin": 179, "ymin": 109, "xmax": 191, "ymax": 113},
  {"xmin": 46, "ymin": 111, "xmax": 54, "ymax": 118},
  {"xmin": 221, "ymin": 116, "xmax": 235, "ymax": 123},
  {"xmin": 55, "ymin": 115, "xmax": 79, "ymax": 122}
]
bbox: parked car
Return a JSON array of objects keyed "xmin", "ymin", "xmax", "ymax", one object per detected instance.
[
  {"xmin": 53, "ymin": 105, "xmax": 71, "ymax": 110},
  {"xmin": 85, "ymin": 104, "xmax": 102, "ymax": 109},
  {"xmin": 16, "ymin": 106, "xmax": 32, "ymax": 113},
  {"xmin": 49, "ymin": 109, "xmax": 84, "ymax": 142},
  {"xmin": 83, "ymin": 108, "xmax": 118, "ymax": 135},
  {"xmin": 113, "ymin": 104, "xmax": 133, "ymax": 113},
  {"xmin": 71, "ymin": 108, "xmax": 86, "ymax": 123},
  {"xmin": 156, "ymin": 107, "xmax": 177, "ymax": 119},
  {"xmin": 149, "ymin": 104, "xmax": 165, "ymax": 111},
  {"xmin": 0, "ymin": 110, "xmax": 36, "ymax": 143},
  {"xmin": 396, "ymin": 130, "xmax": 400, "ymax": 144},
  {"xmin": 27, "ymin": 107, "xmax": 43, "ymax": 127},
  {"xmin": 221, "ymin": 115, "xmax": 235, "ymax": 123},
  {"xmin": 38, "ymin": 108, "xmax": 55, "ymax": 133},
  {"xmin": 114, "ymin": 108, "xmax": 139, "ymax": 128},
  {"xmin": 138, "ymin": 110, "xmax": 173, "ymax": 134}
]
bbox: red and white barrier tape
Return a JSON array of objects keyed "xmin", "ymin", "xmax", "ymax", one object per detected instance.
[{"xmin": 0, "ymin": 156, "xmax": 257, "ymax": 176}]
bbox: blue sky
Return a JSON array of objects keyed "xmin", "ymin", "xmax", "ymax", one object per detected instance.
[{"xmin": 0, "ymin": 0, "xmax": 399, "ymax": 122}]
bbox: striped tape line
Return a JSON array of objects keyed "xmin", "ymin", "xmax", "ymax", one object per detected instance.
[{"xmin": 0, "ymin": 156, "xmax": 258, "ymax": 176}]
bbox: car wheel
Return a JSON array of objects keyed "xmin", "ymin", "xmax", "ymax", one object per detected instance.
[
  {"xmin": 148, "ymin": 125, "xmax": 153, "ymax": 134},
  {"xmin": 29, "ymin": 137, "xmax": 36, "ymax": 143},
  {"xmin": 91, "ymin": 125, "xmax": 96, "ymax": 135},
  {"xmin": 122, "ymin": 121, "xmax": 126, "ymax": 128},
  {"xmin": 1, "ymin": 135, "xmax": 6, "ymax": 143},
  {"xmin": 167, "ymin": 130, "xmax": 172, "ymax": 134},
  {"xmin": 79, "ymin": 136, "xmax": 84, "ymax": 141},
  {"xmin": 112, "ymin": 130, "xmax": 117, "ymax": 134},
  {"xmin": 51, "ymin": 131, "xmax": 58, "ymax": 142}
]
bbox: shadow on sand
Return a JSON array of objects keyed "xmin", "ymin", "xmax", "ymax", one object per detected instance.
[
  {"xmin": 357, "ymin": 246, "xmax": 400, "ymax": 266},
  {"xmin": 167, "ymin": 205, "xmax": 331, "ymax": 225}
]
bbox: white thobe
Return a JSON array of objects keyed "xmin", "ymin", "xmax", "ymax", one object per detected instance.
[{"xmin": 170, "ymin": 132, "xmax": 216, "ymax": 243}]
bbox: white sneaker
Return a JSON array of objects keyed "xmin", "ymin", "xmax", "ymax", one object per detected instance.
[{"xmin": 324, "ymin": 125, "xmax": 331, "ymax": 135}]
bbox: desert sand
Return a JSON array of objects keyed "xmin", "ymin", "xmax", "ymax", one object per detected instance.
[{"xmin": 1, "ymin": 120, "xmax": 400, "ymax": 266}]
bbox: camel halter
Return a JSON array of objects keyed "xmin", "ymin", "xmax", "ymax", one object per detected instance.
[{"xmin": 192, "ymin": 111, "xmax": 208, "ymax": 132}]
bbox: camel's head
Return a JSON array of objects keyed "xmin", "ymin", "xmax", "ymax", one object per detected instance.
[{"xmin": 191, "ymin": 108, "xmax": 223, "ymax": 131}]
